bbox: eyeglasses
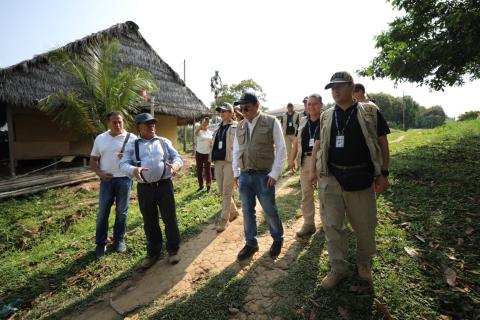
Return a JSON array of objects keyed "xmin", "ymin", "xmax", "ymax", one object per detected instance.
[{"xmin": 240, "ymin": 107, "xmax": 250, "ymax": 113}]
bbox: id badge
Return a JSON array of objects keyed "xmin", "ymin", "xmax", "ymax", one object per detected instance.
[
  {"xmin": 218, "ymin": 141, "xmax": 223, "ymax": 150},
  {"xmin": 309, "ymin": 138, "xmax": 314, "ymax": 147},
  {"xmin": 288, "ymin": 122, "xmax": 293, "ymax": 127},
  {"xmin": 335, "ymin": 135, "xmax": 344, "ymax": 148}
]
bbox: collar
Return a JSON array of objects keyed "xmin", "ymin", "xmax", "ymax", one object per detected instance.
[
  {"xmin": 335, "ymin": 101, "xmax": 358, "ymax": 112},
  {"xmin": 139, "ymin": 135, "xmax": 161, "ymax": 142},
  {"xmin": 108, "ymin": 130, "xmax": 127, "ymax": 137},
  {"xmin": 247, "ymin": 112, "xmax": 261, "ymax": 126}
]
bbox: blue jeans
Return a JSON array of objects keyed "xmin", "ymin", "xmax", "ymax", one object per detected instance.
[
  {"xmin": 239, "ymin": 171, "xmax": 284, "ymax": 247},
  {"xmin": 96, "ymin": 177, "xmax": 132, "ymax": 245}
]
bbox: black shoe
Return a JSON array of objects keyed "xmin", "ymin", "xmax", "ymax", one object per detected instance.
[
  {"xmin": 197, "ymin": 186, "xmax": 204, "ymax": 192},
  {"xmin": 206, "ymin": 185, "xmax": 211, "ymax": 192},
  {"xmin": 237, "ymin": 244, "xmax": 259, "ymax": 261},
  {"xmin": 269, "ymin": 240, "xmax": 283, "ymax": 259},
  {"xmin": 95, "ymin": 244, "xmax": 106, "ymax": 260}
]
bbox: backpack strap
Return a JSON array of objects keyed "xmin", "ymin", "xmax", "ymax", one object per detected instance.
[
  {"xmin": 120, "ymin": 133, "xmax": 131, "ymax": 154},
  {"xmin": 159, "ymin": 138, "xmax": 169, "ymax": 180},
  {"xmin": 134, "ymin": 139, "xmax": 141, "ymax": 167}
]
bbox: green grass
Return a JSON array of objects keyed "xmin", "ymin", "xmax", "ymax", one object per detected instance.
[{"xmin": 0, "ymin": 165, "xmax": 221, "ymax": 319}]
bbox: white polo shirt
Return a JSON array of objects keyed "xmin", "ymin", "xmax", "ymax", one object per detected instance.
[{"xmin": 90, "ymin": 130, "xmax": 137, "ymax": 177}]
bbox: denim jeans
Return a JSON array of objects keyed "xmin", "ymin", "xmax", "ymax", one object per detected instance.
[
  {"xmin": 95, "ymin": 177, "xmax": 132, "ymax": 245},
  {"xmin": 239, "ymin": 171, "xmax": 284, "ymax": 247}
]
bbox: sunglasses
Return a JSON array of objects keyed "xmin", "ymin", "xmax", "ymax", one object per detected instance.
[{"xmin": 240, "ymin": 107, "xmax": 250, "ymax": 113}]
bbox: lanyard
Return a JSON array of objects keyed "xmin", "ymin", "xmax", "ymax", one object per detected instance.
[
  {"xmin": 307, "ymin": 119, "xmax": 319, "ymax": 139},
  {"xmin": 218, "ymin": 124, "xmax": 229, "ymax": 142},
  {"xmin": 334, "ymin": 107, "xmax": 355, "ymax": 135}
]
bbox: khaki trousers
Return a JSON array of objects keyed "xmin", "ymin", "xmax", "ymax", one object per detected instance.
[
  {"xmin": 300, "ymin": 156, "xmax": 315, "ymax": 227},
  {"xmin": 319, "ymin": 175, "xmax": 377, "ymax": 273},
  {"xmin": 214, "ymin": 160, "xmax": 238, "ymax": 221},
  {"xmin": 284, "ymin": 134, "xmax": 296, "ymax": 160}
]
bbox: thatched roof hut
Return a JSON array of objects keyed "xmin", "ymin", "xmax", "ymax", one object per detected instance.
[
  {"xmin": 0, "ymin": 20, "xmax": 209, "ymax": 123},
  {"xmin": 0, "ymin": 21, "xmax": 210, "ymax": 177}
]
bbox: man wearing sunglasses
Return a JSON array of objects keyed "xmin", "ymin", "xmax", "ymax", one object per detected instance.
[{"xmin": 232, "ymin": 91, "xmax": 287, "ymax": 261}]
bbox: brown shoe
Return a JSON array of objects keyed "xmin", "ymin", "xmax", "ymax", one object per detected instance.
[
  {"xmin": 296, "ymin": 224, "xmax": 316, "ymax": 238},
  {"xmin": 357, "ymin": 264, "xmax": 373, "ymax": 283},
  {"xmin": 216, "ymin": 219, "xmax": 228, "ymax": 232},
  {"xmin": 140, "ymin": 255, "xmax": 159, "ymax": 270},
  {"xmin": 229, "ymin": 211, "xmax": 239, "ymax": 222},
  {"xmin": 168, "ymin": 252, "xmax": 180, "ymax": 265},
  {"xmin": 320, "ymin": 270, "xmax": 348, "ymax": 289}
]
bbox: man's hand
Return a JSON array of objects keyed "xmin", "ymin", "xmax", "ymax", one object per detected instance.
[
  {"xmin": 374, "ymin": 175, "xmax": 389, "ymax": 193},
  {"xmin": 165, "ymin": 162, "xmax": 179, "ymax": 177},
  {"xmin": 309, "ymin": 173, "xmax": 317, "ymax": 187},
  {"xmin": 98, "ymin": 171, "xmax": 113, "ymax": 182},
  {"xmin": 287, "ymin": 160, "xmax": 296, "ymax": 172},
  {"xmin": 267, "ymin": 176, "xmax": 277, "ymax": 187},
  {"xmin": 133, "ymin": 167, "xmax": 149, "ymax": 181}
]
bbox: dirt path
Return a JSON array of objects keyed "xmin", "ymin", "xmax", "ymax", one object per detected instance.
[
  {"xmin": 390, "ymin": 135, "xmax": 406, "ymax": 143},
  {"xmin": 68, "ymin": 174, "xmax": 320, "ymax": 320}
]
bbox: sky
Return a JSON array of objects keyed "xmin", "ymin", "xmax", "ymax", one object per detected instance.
[{"xmin": 1, "ymin": 0, "xmax": 478, "ymax": 118}]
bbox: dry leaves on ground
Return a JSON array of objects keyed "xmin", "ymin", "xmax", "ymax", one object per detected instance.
[{"xmin": 444, "ymin": 267, "xmax": 457, "ymax": 287}]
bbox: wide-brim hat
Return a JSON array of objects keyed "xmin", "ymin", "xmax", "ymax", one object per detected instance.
[
  {"xmin": 135, "ymin": 113, "xmax": 158, "ymax": 125},
  {"xmin": 324, "ymin": 71, "xmax": 354, "ymax": 89}
]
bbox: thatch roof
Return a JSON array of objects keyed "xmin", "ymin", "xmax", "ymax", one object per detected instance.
[{"xmin": 0, "ymin": 21, "xmax": 209, "ymax": 122}]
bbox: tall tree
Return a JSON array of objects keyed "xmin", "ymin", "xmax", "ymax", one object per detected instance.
[
  {"xmin": 359, "ymin": 0, "xmax": 480, "ymax": 91},
  {"xmin": 38, "ymin": 38, "xmax": 157, "ymax": 138},
  {"xmin": 210, "ymin": 79, "xmax": 267, "ymax": 111}
]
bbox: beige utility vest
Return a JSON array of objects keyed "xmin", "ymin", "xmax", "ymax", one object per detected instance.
[
  {"xmin": 210, "ymin": 120, "xmax": 237, "ymax": 162},
  {"xmin": 236, "ymin": 113, "xmax": 276, "ymax": 171},
  {"xmin": 316, "ymin": 102, "xmax": 383, "ymax": 177},
  {"xmin": 295, "ymin": 116, "xmax": 308, "ymax": 166},
  {"xmin": 281, "ymin": 111, "xmax": 300, "ymax": 134}
]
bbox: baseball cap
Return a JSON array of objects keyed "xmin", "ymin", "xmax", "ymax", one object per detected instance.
[
  {"xmin": 302, "ymin": 96, "xmax": 308, "ymax": 103},
  {"xmin": 324, "ymin": 71, "xmax": 354, "ymax": 89},
  {"xmin": 215, "ymin": 103, "xmax": 234, "ymax": 112},
  {"xmin": 354, "ymin": 83, "xmax": 365, "ymax": 93},
  {"xmin": 135, "ymin": 113, "xmax": 158, "ymax": 125},
  {"xmin": 233, "ymin": 91, "xmax": 259, "ymax": 106}
]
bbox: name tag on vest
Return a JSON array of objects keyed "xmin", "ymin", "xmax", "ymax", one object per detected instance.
[{"xmin": 335, "ymin": 135, "xmax": 344, "ymax": 148}]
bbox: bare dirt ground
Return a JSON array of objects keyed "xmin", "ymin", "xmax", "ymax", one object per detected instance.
[{"xmin": 67, "ymin": 173, "xmax": 320, "ymax": 320}]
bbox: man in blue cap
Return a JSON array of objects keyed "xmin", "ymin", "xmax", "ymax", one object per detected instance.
[
  {"xmin": 120, "ymin": 113, "xmax": 183, "ymax": 270},
  {"xmin": 232, "ymin": 91, "xmax": 287, "ymax": 261}
]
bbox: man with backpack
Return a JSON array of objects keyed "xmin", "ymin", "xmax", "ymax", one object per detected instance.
[{"xmin": 120, "ymin": 113, "xmax": 183, "ymax": 270}]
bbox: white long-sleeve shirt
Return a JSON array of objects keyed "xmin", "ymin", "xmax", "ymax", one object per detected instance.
[{"xmin": 232, "ymin": 113, "xmax": 286, "ymax": 180}]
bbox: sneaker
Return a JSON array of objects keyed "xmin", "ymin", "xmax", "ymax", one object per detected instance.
[
  {"xmin": 140, "ymin": 255, "xmax": 159, "ymax": 270},
  {"xmin": 296, "ymin": 224, "xmax": 316, "ymax": 238},
  {"xmin": 113, "ymin": 240, "xmax": 127, "ymax": 253},
  {"xmin": 168, "ymin": 252, "xmax": 180, "ymax": 265},
  {"xmin": 229, "ymin": 211, "xmax": 239, "ymax": 222},
  {"xmin": 95, "ymin": 244, "xmax": 106, "ymax": 260},
  {"xmin": 237, "ymin": 244, "xmax": 259, "ymax": 261},
  {"xmin": 269, "ymin": 240, "xmax": 283, "ymax": 259},
  {"xmin": 216, "ymin": 219, "xmax": 228, "ymax": 232},
  {"xmin": 320, "ymin": 270, "xmax": 348, "ymax": 289},
  {"xmin": 357, "ymin": 264, "xmax": 373, "ymax": 283}
]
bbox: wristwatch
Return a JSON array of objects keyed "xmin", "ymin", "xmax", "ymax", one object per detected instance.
[{"xmin": 381, "ymin": 169, "xmax": 389, "ymax": 177}]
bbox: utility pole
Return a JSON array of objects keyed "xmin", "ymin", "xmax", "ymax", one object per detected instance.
[
  {"xmin": 182, "ymin": 59, "xmax": 187, "ymax": 153},
  {"xmin": 402, "ymin": 91, "xmax": 406, "ymax": 131}
]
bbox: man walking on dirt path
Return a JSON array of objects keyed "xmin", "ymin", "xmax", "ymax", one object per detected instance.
[
  {"xmin": 288, "ymin": 94, "xmax": 323, "ymax": 238},
  {"xmin": 90, "ymin": 111, "xmax": 136, "ymax": 260},
  {"xmin": 120, "ymin": 113, "xmax": 183, "ymax": 270},
  {"xmin": 280, "ymin": 102, "xmax": 300, "ymax": 160},
  {"xmin": 310, "ymin": 71, "xmax": 391, "ymax": 289},
  {"xmin": 233, "ymin": 91, "xmax": 287, "ymax": 261}
]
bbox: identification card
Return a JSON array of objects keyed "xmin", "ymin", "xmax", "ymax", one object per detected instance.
[
  {"xmin": 218, "ymin": 141, "xmax": 223, "ymax": 150},
  {"xmin": 288, "ymin": 122, "xmax": 293, "ymax": 127},
  {"xmin": 335, "ymin": 135, "xmax": 344, "ymax": 148},
  {"xmin": 309, "ymin": 138, "xmax": 314, "ymax": 147}
]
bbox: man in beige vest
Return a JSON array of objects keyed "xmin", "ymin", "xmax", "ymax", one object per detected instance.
[
  {"xmin": 280, "ymin": 103, "xmax": 300, "ymax": 160},
  {"xmin": 310, "ymin": 71, "xmax": 391, "ymax": 289},
  {"xmin": 288, "ymin": 94, "xmax": 323, "ymax": 237},
  {"xmin": 232, "ymin": 91, "xmax": 287, "ymax": 261}
]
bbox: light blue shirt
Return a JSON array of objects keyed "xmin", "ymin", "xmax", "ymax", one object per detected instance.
[{"xmin": 119, "ymin": 136, "xmax": 183, "ymax": 183}]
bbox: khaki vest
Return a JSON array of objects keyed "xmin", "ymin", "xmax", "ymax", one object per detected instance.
[
  {"xmin": 295, "ymin": 116, "xmax": 308, "ymax": 166},
  {"xmin": 210, "ymin": 120, "xmax": 237, "ymax": 162},
  {"xmin": 316, "ymin": 102, "xmax": 383, "ymax": 177},
  {"xmin": 236, "ymin": 113, "xmax": 276, "ymax": 171},
  {"xmin": 281, "ymin": 111, "xmax": 300, "ymax": 135}
]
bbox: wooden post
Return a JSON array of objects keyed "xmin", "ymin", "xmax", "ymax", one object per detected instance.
[
  {"xmin": 150, "ymin": 97, "xmax": 155, "ymax": 117},
  {"xmin": 6, "ymin": 105, "xmax": 16, "ymax": 177},
  {"xmin": 192, "ymin": 117, "xmax": 196, "ymax": 156},
  {"xmin": 183, "ymin": 125, "xmax": 187, "ymax": 153}
]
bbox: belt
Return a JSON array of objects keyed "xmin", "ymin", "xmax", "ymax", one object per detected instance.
[
  {"xmin": 242, "ymin": 169, "xmax": 269, "ymax": 174},
  {"xmin": 303, "ymin": 151, "xmax": 312, "ymax": 156},
  {"xmin": 329, "ymin": 162, "xmax": 369, "ymax": 170},
  {"xmin": 140, "ymin": 179, "xmax": 170, "ymax": 187}
]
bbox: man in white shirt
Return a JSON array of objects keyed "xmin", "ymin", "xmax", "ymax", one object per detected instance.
[
  {"xmin": 90, "ymin": 111, "xmax": 136, "ymax": 260},
  {"xmin": 232, "ymin": 91, "xmax": 287, "ymax": 260}
]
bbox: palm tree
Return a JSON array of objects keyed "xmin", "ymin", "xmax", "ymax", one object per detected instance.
[{"xmin": 38, "ymin": 37, "xmax": 157, "ymax": 138}]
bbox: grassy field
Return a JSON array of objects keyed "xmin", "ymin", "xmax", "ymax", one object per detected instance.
[
  {"xmin": 0, "ymin": 160, "xmax": 222, "ymax": 319},
  {"xmin": 1, "ymin": 119, "xmax": 479, "ymax": 319}
]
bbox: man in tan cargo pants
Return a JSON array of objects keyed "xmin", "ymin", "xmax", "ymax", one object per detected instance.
[
  {"xmin": 288, "ymin": 94, "xmax": 323, "ymax": 237},
  {"xmin": 310, "ymin": 71, "xmax": 391, "ymax": 289}
]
